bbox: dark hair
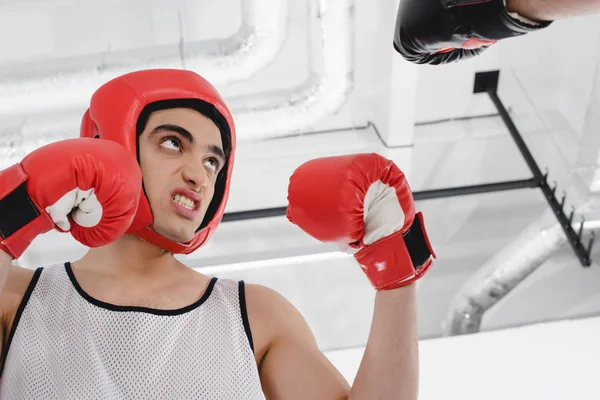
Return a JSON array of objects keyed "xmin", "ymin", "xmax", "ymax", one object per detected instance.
[{"xmin": 136, "ymin": 98, "xmax": 232, "ymax": 231}]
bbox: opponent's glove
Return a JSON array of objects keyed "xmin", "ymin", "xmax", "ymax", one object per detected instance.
[
  {"xmin": 287, "ymin": 153, "xmax": 435, "ymax": 290},
  {"xmin": 393, "ymin": 0, "xmax": 552, "ymax": 65},
  {"xmin": 0, "ymin": 138, "xmax": 142, "ymax": 259}
]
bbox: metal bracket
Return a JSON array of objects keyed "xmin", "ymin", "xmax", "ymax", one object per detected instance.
[
  {"xmin": 220, "ymin": 71, "xmax": 594, "ymax": 267},
  {"xmin": 474, "ymin": 70, "xmax": 594, "ymax": 266}
]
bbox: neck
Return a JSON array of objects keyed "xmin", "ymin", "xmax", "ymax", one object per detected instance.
[{"xmin": 74, "ymin": 234, "xmax": 182, "ymax": 279}]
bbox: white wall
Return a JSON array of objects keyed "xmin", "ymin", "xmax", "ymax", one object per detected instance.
[{"xmin": 326, "ymin": 316, "xmax": 600, "ymax": 399}]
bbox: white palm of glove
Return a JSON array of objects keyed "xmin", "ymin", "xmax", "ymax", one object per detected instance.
[
  {"xmin": 338, "ymin": 180, "xmax": 406, "ymax": 254},
  {"xmin": 45, "ymin": 188, "xmax": 103, "ymax": 231}
]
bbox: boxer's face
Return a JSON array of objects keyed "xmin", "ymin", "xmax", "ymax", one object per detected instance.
[{"xmin": 138, "ymin": 108, "xmax": 225, "ymax": 243}]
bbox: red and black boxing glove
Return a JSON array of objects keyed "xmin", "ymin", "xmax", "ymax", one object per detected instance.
[
  {"xmin": 393, "ymin": 0, "xmax": 553, "ymax": 65},
  {"xmin": 0, "ymin": 138, "xmax": 142, "ymax": 259},
  {"xmin": 287, "ymin": 153, "xmax": 435, "ymax": 290}
]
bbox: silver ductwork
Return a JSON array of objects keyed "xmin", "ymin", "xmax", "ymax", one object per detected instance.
[
  {"xmin": 0, "ymin": 0, "xmax": 355, "ymax": 167},
  {"xmin": 230, "ymin": 0, "xmax": 355, "ymax": 139},
  {"xmin": 443, "ymin": 207, "xmax": 600, "ymax": 336},
  {"xmin": 0, "ymin": 0, "xmax": 288, "ymax": 116}
]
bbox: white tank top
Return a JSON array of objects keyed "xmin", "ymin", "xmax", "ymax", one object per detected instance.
[{"xmin": 0, "ymin": 262, "xmax": 265, "ymax": 399}]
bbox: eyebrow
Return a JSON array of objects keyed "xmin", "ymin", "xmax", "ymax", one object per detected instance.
[{"xmin": 150, "ymin": 123, "xmax": 226, "ymax": 163}]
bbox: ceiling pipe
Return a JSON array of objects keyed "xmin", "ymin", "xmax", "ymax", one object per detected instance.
[
  {"xmin": 0, "ymin": 0, "xmax": 288, "ymax": 117},
  {"xmin": 443, "ymin": 209, "xmax": 600, "ymax": 336},
  {"xmin": 0, "ymin": 0, "xmax": 356, "ymax": 167},
  {"xmin": 219, "ymin": 0, "xmax": 356, "ymax": 140}
]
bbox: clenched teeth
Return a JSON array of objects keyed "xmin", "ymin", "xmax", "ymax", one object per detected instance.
[{"xmin": 173, "ymin": 194, "xmax": 195, "ymax": 210}]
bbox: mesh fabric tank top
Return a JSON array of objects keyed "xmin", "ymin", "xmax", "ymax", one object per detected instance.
[{"xmin": 0, "ymin": 262, "xmax": 265, "ymax": 399}]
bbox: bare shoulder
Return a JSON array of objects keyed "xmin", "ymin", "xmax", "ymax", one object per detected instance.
[
  {"xmin": 243, "ymin": 283, "xmax": 351, "ymax": 398},
  {"xmin": 0, "ymin": 265, "xmax": 36, "ymax": 350},
  {"xmin": 244, "ymin": 283, "xmax": 312, "ymax": 334},
  {"xmin": 243, "ymin": 283, "xmax": 318, "ymax": 364},
  {"xmin": 0, "ymin": 265, "xmax": 36, "ymax": 319},
  {"xmin": 243, "ymin": 283, "xmax": 292, "ymax": 317}
]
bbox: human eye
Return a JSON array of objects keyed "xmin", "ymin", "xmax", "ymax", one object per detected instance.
[
  {"xmin": 159, "ymin": 136, "xmax": 182, "ymax": 152},
  {"xmin": 204, "ymin": 157, "xmax": 220, "ymax": 173}
]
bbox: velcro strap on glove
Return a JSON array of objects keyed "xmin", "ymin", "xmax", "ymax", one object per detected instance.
[
  {"xmin": 0, "ymin": 164, "xmax": 52, "ymax": 259},
  {"xmin": 354, "ymin": 212, "xmax": 436, "ymax": 290}
]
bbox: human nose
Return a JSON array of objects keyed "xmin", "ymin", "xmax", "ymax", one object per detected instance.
[{"xmin": 182, "ymin": 156, "xmax": 208, "ymax": 192}]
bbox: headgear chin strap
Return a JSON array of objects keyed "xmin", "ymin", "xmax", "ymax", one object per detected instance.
[{"xmin": 80, "ymin": 69, "xmax": 236, "ymax": 254}]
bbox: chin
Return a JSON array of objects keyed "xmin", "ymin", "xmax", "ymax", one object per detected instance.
[{"xmin": 152, "ymin": 222, "xmax": 197, "ymax": 244}]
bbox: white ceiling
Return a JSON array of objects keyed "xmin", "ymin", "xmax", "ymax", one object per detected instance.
[{"xmin": 4, "ymin": 0, "xmax": 600, "ymax": 351}]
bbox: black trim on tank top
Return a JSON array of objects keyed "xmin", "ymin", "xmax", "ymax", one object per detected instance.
[
  {"xmin": 0, "ymin": 267, "xmax": 43, "ymax": 377},
  {"xmin": 238, "ymin": 281, "xmax": 254, "ymax": 353},
  {"xmin": 64, "ymin": 262, "xmax": 218, "ymax": 316}
]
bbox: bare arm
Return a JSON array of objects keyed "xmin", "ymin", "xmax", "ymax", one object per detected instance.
[
  {"xmin": 249, "ymin": 284, "xmax": 351, "ymax": 400},
  {"xmin": 506, "ymin": 0, "xmax": 600, "ymax": 21},
  {"xmin": 349, "ymin": 284, "xmax": 418, "ymax": 400},
  {"xmin": 254, "ymin": 283, "xmax": 419, "ymax": 400},
  {"xmin": 0, "ymin": 250, "xmax": 11, "ymax": 357},
  {"xmin": 0, "ymin": 250, "xmax": 12, "ymax": 297},
  {"xmin": 0, "ymin": 251, "xmax": 34, "ymax": 359}
]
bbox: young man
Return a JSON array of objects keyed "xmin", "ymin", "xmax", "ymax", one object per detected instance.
[{"xmin": 0, "ymin": 69, "xmax": 435, "ymax": 399}]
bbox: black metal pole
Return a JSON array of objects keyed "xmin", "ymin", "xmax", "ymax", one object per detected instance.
[
  {"xmin": 222, "ymin": 207, "xmax": 288, "ymax": 223},
  {"xmin": 414, "ymin": 178, "xmax": 538, "ymax": 201},
  {"xmin": 487, "ymin": 90, "xmax": 546, "ymax": 182},
  {"xmin": 222, "ymin": 179, "xmax": 539, "ymax": 222},
  {"xmin": 486, "ymin": 88, "xmax": 592, "ymax": 266}
]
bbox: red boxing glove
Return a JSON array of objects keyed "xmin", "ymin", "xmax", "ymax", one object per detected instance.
[
  {"xmin": 287, "ymin": 153, "xmax": 435, "ymax": 290},
  {"xmin": 0, "ymin": 138, "xmax": 142, "ymax": 259}
]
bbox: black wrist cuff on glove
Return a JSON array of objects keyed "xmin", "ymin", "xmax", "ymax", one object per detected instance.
[
  {"xmin": 403, "ymin": 212, "xmax": 435, "ymax": 270},
  {"xmin": 0, "ymin": 183, "xmax": 40, "ymax": 241}
]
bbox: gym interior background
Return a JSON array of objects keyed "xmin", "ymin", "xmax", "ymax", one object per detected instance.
[{"xmin": 1, "ymin": 0, "xmax": 599, "ymax": 398}]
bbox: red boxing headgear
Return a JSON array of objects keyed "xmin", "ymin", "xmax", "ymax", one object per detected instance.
[{"xmin": 80, "ymin": 69, "xmax": 236, "ymax": 254}]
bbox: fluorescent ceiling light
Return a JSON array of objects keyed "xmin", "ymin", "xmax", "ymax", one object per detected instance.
[{"xmin": 194, "ymin": 251, "xmax": 352, "ymax": 275}]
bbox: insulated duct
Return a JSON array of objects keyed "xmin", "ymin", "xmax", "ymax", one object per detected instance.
[
  {"xmin": 443, "ymin": 206, "xmax": 600, "ymax": 336},
  {"xmin": 0, "ymin": 0, "xmax": 355, "ymax": 166},
  {"xmin": 230, "ymin": 0, "xmax": 355, "ymax": 139},
  {"xmin": 0, "ymin": 0, "xmax": 288, "ymax": 116},
  {"xmin": 443, "ymin": 154, "xmax": 600, "ymax": 337}
]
